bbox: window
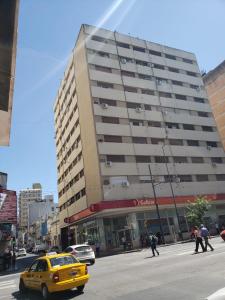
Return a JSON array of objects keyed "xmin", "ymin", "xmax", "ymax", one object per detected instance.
[
  {"xmin": 116, "ymin": 41, "xmax": 130, "ymax": 48},
  {"xmin": 121, "ymin": 70, "xmax": 135, "ymax": 77},
  {"xmin": 194, "ymin": 97, "xmax": 205, "ymax": 104},
  {"xmin": 179, "ymin": 175, "xmax": 192, "ymax": 182},
  {"xmin": 99, "ymin": 98, "xmax": 117, "ymax": 106},
  {"xmin": 131, "ymin": 119, "xmax": 144, "ymax": 126},
  {"xmin": 191, "ymin": 157, "xmax": 204, "ymax": 163},
  {"xmin": 196, "ymin": 175, "xmax": 209, "ymax": 182},
  {"xmin": 138, "ymin": 74, "xmax": 152, "ymax": 80},
  {"xmin": 136, "ymin": 156, "xmax": 151, "ymax": 163},
  {"xmin": 29, "ymin": 261, "xmax": 39, "ymax": 272},
  {"xmin": 104, "ymin": 135, "xmax": 122, "ymax": 143},
  {"xmin": 97, "ymin": 82, "xmax": 113, "ymax": 89},
  {"xmin": 155, "ymin": 156, "xmax": 168, "ymax": 163},
  {"xmin": 136, "ymin": 60, "xmax": 148, "ymax": 66},
  {"xmin": 153, "ymin": 64, "xmax": 164, "ymax": 70},
  {"xmin": 133, "ymin": 46, "xmax": 145, "ymax": 52},
  {"xmin": 173, "ymin": 157, "xmax": 188, "ymax": 163},
  {"xmin": 120, "ymin": 56, "xmax": 133, "ymax": 63},
  {"xmin": 168, "ymin": 67, "xmax": 179, "ymax": 73},
  {"xmin": 166, "ymin": 122, "xmax": 179, "ymax": 129},
  {"xmin": 81, "ymin": 188, "xmax": 86, "ymax": 197},
  {"xmin": 106, "ymin": 155, "xmax": 125, "ymax": 162},
  {"xmin": 36, "ymin": 260, "xmax": 48, "ymax": 272},
  {"xmin": 198, "ymin": 111, "xmax": 208, "ymax": 118},
  {"xmin": 151, "ymin": 138, "xmax": 164, "ymax": 145},
  {"xmin": 169, "ymin": 139, "xmax": 183, "ymax": 146},
  {"xmin": 127, "ymin": 102, "xmax": 141, "ymax": 109},
  {"xmin": 102, "ymin": 116, "xmax": 119, "ymax": 124},
  {"xmin": 103, "ymin": 178, "xmax": 110, "ymax": 185},
  {"xmin": 149, "ymin": 50, "xmax": 162, "ymax": 56},
  {"xmin": 159, "ymin": 92, "xmax": 172, "ymax": 98},
  {"xmin": 211, "ymin": 157, "xmax": 222, "ymax": 164},
  {"xmin": 183, "ymin": 124, "xmax": 195, "ymax": 130},
  {"xmin": 186, "ymin": 71, "xmax": 197, "ymax": 77},
  {"xmin": 95, "ymin": 65, "xmax": 112, "ymax": 73},
  {"xmin": 190, "ymin": 84, "xmax": 199, "ymax": 90},
  {"xmin": 148, "ymin": 121, "xmax": 161, "ymax": 127},
  {"xmin": 172, "ymin": 80, "xmax": 183, "ymax": 86},
  {"xmin": 91, "ymin": 35, "xmax": 106, "ymax": 43},
  {"xmin": 183, "ymin": 58, "xmax": 193, "ymax": 64},
  {"xmin": 175, "ymin": 94, "xmax": 187, "ymax": 100},
  {"xmin": 124, "ymin": 86, "xmax": 138, "ymax": 93},
  {"xmin": 50, "ymin": 255, "xmax": 78, "ymax": 267},
  {"xmin": 202, "ymin": 126, "xmax": 213, "ymax": 132},
  {"xmin": 207, "ymin": 141, "xmax": 217, "ymax": 148},
  {"xmin": 141, "ymin": 89, "xmax": 154, "ymax": 95},
  {"xmin": 187, "ymin": 140, "xmax": 199, "ymax": 146},
  {"xmin": 165, "ymin": 54, "xmax": 176, "ymax": 60},
  {"xmin": 144, "ymin": 104, "xmax": 152, "ymax": 111},
  {"xmin": 132, "ymin": 137, "xmax": 147, "ymax": 144},
  {"xmin": 216, "ymin": 174, "xmax": 225, "ymax": 181},
  {"xmin": 97, "ymin": 51, "xmax": 109, "ymax": 58}
]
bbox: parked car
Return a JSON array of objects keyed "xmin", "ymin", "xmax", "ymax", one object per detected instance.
[
  {"xmin": 16, "ymin": 248, "xmax": 27, "ymax": 257},
  {"xmin": 64, "ymin": 244, "xmax": 95, "ymax": 265},
  {"xmin": 48, "ymin": 246, "xmax": 61, "ymax": 254},
  {"xmin": 19, "ymin": 253, "xmax": 89, "ymax": 299}
]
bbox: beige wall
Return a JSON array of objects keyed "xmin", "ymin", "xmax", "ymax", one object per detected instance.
[{"xmin": 73, "ymin": 27, "xmax": 103, "ymax": 207}]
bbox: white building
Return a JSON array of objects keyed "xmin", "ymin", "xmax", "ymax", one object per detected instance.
[{"xmin": 54, "ymin": 24, "xmax": 225, "ymax": 251}]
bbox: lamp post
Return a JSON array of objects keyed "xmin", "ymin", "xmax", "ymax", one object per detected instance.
[{"xmin": 148, "ymin": 164, "xmax": 165, "ymax": 244}]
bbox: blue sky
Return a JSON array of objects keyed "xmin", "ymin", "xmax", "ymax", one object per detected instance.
[{"xmin": 0, "ymin": 0, "xmax": 224, "ymax": 201}]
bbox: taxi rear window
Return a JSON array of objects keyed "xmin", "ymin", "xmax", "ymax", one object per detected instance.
[{"xmin": 50, "ymin": 255, "xmax": 78, "ymax": 267}]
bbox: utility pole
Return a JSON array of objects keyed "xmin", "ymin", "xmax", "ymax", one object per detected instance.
[
  {"xmin": 161, "ymin": 146, "xmax": 183, "ymax": 240},
  {"xmin": 148, "ymin": 164, "xmax": 165, "ymax": 244}
]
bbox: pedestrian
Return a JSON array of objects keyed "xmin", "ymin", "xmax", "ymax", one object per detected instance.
[
  {"xmin": 200, "ymin": 224, "xmax": 214, "ymax": 252},
  {"xmin": 140, "ymin": 234, "xmax": 144, "ymax": 248},
  {"xmin": 95, "ymin": 241, "xmax": 100, "ymax": 257},
  {"xmin": 215, "ymin": 223, "xmax": 220, "ymax": 235},
  {"xmin": 193, "ymin": 226, "xmax": 205, "ymax": 253},
  {"xmin": 149, "ymin": 232, "xmax": 159, "ymax": 257},
  {"xmin": 11, "ymin": 252, "xmax": 16, "ymax": 271},
  {"xmin": 156, "ymin": 232, "xmax": 162, "ymax": 245},
  {"xmin": 121, "ymin": 235, "xmax": 126, "ymax": 251}
]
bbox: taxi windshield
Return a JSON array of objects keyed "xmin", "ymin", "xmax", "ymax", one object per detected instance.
[{"xmin": 50, "ymin": 255, "xmax": 78, "ymax": 267}]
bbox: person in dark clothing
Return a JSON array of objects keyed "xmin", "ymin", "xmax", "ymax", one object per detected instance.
[
  {"xmin": 140, "ymin": 234, "xmax": 144, "ymax": 248},
  {"xmin": 193, "ymin": 226, "xmax": 205, "ymax": 253},
  {"xmin": 200, "ymin": 224, "xmax": 214, "ymax": 251},
  {"xmin": 12, "ymin": 252, "xmax": 16, "ymax": 270},
  {"xmin": 156, "ymin": 232, "xmax": 162, "ymax": 245},
  {"xmin": 3, "ymin": 249, "xmax": 11, "ymax": 270},
  {"xmin": 149, "ymin": 233, "xmax": 159, "ymax": 257}
]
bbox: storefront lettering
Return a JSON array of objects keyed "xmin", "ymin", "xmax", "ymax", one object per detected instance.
[{"xmin": 134, "ymin": 199, "xmax": 155, "ymax": 206}]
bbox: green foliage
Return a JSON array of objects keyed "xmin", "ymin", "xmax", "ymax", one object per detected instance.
[{"xmin": 186, "ymin": 196, "xmax": 210, "ymax": 226}]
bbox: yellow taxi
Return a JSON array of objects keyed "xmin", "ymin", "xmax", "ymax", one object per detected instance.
[{"xmin": 19, "ymin": 252, "xmax": 90, "ymax": 299}]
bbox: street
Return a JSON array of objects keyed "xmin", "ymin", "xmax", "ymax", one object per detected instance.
[{"xmin": 1, "ymin": 238, "xmax": 225, "ymax": 300}]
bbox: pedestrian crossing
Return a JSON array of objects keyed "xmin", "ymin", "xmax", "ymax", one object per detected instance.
[{"xmin": 0, "ymin": 279, "xmax": 16, "ymax": 290}]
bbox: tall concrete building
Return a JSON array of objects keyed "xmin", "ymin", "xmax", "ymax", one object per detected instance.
[
  {"xmin": 54, "ymin": 25, "xmax": 225, "ymax": 250},
  {"xmin": 18, "ymin": 183, "xmax": 42, "ymax": 230},
  {"xmin": 204, "ymin": 61, "xmax": 225, "ymax": 150}
]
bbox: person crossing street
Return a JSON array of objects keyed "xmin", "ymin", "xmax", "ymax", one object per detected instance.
[
  {"xmin": 200, "ymin": 224, "xmax": 214, "ymax": 251},
  {"xmin": 149, "ymin": 232, "xmax": 159, "ymax": 257},
  {"xmin": 193, "ymin": 226, "xmax": 205, "ymax": 254}
]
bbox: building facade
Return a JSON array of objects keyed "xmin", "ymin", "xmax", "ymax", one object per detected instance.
[
  {"xmin": 204, "ymin": 61, "xmax": 225, "ymax": 150},
  {"xmin": 54, "ymin": 24, "xmax": 225, "ymax": 251}
]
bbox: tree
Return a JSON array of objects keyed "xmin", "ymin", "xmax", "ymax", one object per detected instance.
[{"xmin": 186, "ymin": 196, "xmax": 210, "ymax": 226}]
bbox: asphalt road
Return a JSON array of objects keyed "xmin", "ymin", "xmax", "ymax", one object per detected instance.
[{"xmin": 1, "ymin": 237, "xmax": 225, "ymax": 300}]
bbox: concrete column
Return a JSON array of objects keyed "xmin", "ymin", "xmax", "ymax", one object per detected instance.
[{"xmin": 97, "ymin": 218, "xmax": 106, "ymax": 251}]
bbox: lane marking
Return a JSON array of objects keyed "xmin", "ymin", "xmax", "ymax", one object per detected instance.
[
  {"xmin": 0, "ymin": 280, "xmax": 15, "ymax": 285},
  {"xmin": 206, "ymin": 287, "xmax": 225, "ymax": 299}
]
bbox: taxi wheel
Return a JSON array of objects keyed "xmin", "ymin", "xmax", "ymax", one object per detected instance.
[
  {"xmin": 42, "ymin": 284, "xmax": 51, "ymax": 300},
  {"xmin": 77, "ymin": 285, "xmax": 85, "ymax": 293},
  {"xmin": 90, "ymin": 259, "xmax": 95, "ymax": 265},
  {"xmin": 19, "ymin": 279, "xmax": 27, "ymax": 294}
]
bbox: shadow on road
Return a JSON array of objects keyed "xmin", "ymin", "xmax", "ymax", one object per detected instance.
[
  {"xmin": 0, "ymin": 255, "xmax": 37, "ymax": 277},
  {"xmin": 12, "ymin": 289, "xmax": 83, "ymax": 299}
]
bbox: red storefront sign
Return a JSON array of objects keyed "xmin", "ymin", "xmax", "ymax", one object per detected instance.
[
  {"xmin": 0, "ymin": 188, "xmax": 17, "ymax": 224},
  {"xmin": 64, "ymin": 193, "xmax": 225, "ymax": 224}
]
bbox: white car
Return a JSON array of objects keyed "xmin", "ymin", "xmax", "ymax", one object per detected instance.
[
  {"xmin": 64, "ymin": 244, "xmax": 95, "ymax": 265},
  {"xmin": 16, "ymin": 248, "xmax": 27, "ymax": 257}
]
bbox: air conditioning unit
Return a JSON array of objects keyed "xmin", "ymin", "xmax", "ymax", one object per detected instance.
[
  {"xmin": 121, "ymin": 181, "xmax": 129, "ymax": 187},
  {"xmin": 135, "ymin": 107, "xmax": 143, "ymax": 113},
  {"xmin": 105, "ymin": 161, "xmax": 112, "ymax": 167},
  {"xmin": 101, "ymin": 103, "xmax": 109, "ymax": 109},
  {"xmin": 150, "ymin": 63, "xmax": 154, "ymax": 67},
  {"xmin": 212, "ymin": 163, "xmax": 217, "ymax": 168},
  {"xmin": 196, "ymin": 86, "xmax": 201, "ymax": 92},
  {"xmin": 157, "ymin": 80, "xmax": 162, "ymax": 85},
  {"xmin": 207, "ymin": 146, "xmax": 212, "ymax": 151},
  {"xmin": 120, "ymin": 58, "xmax": 127, "ymax": 64}
]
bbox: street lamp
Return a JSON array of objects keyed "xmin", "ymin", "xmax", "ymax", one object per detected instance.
[{"xmin": 148, "ymin": 164, "xmax": 165, "ymax": 244}]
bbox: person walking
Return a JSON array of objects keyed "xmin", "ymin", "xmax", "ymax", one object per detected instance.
[
  {"xmin": 149, "ymin": 232, "xmax": 159, "ymax": 257},
  {"xmin": 215, "ymin": 223, "xmax": 220, "ymax": 235},
  {"xmin": 95, "ymin": 241, "xmax": 100, "ymax": 257},
  {"xmin": 140, "ymin": 234, "xmax": 144, "ymax": 248},
  {"xmin": 200, "ymin": 224, "xmax": 214, "ymax": 251},
  {"xmin": 121, "ymin": 236, "xmax": 126, "ymax": 251},
  {"xmin": 193, "ymin": 226, "xmax": 205, "ymax": 253}
]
